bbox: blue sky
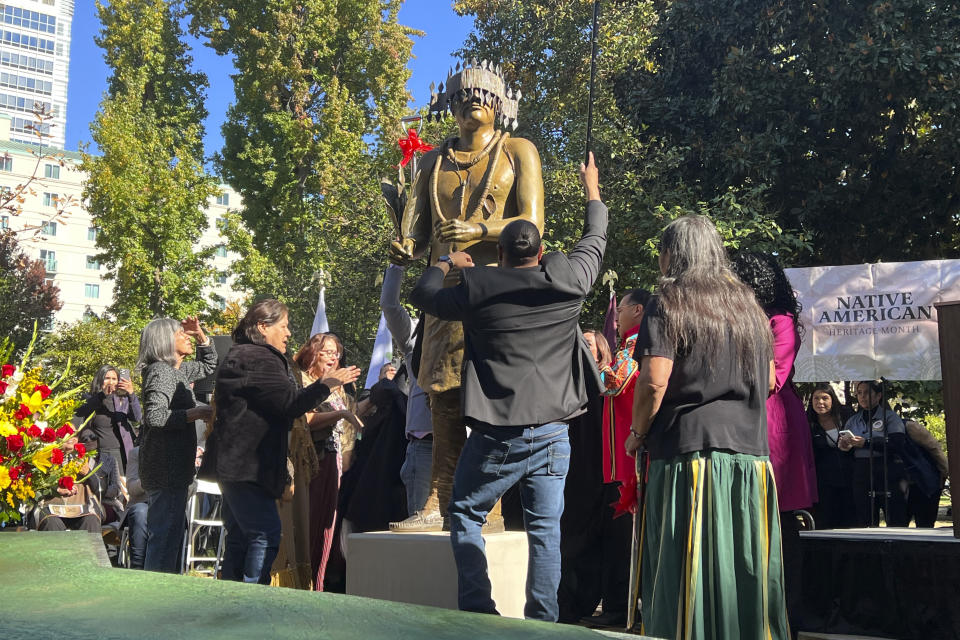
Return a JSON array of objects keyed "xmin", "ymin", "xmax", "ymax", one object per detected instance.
[{"xmin": 64, "ymin": 1, "xmax": 474, "ymax": 155}]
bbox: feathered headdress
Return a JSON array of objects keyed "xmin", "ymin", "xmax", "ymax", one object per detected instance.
[{"xmin": 427, "ymin": 59, "xmax": 521, "ymax": 130}]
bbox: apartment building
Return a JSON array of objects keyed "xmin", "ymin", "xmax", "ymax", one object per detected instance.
[
  {"xmin": 0, "ymin": 0, "xmax": 72, "ymax": 148},
  {"xmin": 0, "ymin": 114, "xmax": 241, "ymax": 324}
]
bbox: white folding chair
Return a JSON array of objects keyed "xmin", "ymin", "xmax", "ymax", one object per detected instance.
[{"xmin": 182, "ymin": 479, "xmax": 226, "ymax": 577}]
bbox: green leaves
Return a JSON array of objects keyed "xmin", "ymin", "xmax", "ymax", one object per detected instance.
[
  {"xmin": 37, "ymin": 317, "xmax": 142, "ymax": 392},
  {"xmin": 615, "ymin": 0, "xmax": 960, "ymax": 267},
  {"xmin": 84, "ymin": 0, "xmax": 217, "ymax": 324},
  {"xmin": 187, "ymin": 0, "xmax": 415, "ymax": 363}
]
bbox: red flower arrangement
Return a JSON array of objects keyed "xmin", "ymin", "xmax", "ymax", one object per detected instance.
[
  {"xmin": 0, "ymin": 327, "xmax": 94, "ymax": 523},
  {"xmin": 5, "ymin": 434, "xmax": 24, "ymax": 453}
]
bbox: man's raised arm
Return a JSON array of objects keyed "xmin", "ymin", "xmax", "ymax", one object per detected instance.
[{"xmin": 568, "ymin": 152, "xmax": 608, "ymax": 295}]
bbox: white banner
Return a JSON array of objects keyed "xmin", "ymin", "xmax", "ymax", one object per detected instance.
[{"xmin": 785, "ymin": 260, "xmax": 960, "ymax": 382}]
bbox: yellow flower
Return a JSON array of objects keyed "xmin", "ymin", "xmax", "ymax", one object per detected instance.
[
  {"xmin": 31, "ymin": 445, "xmax": 55, "ymax": 473},
  {"xmin": 21, "ymin": 390, "xmax": 44, "ymax": 415},
  {"xmin": 13, "ymin": 480, "xmax": 33, "ymax": 500},
  {"xmin": 0, "ymin": 466, "xmax": 9, "ymax": 491},
  {"xmin": 0, "ymin": 421, "xmax": 16, "ymax": 437}
]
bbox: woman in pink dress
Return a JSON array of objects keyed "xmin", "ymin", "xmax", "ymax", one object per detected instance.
[
  {"xmin": 734, "ymin": 252, "xmax": 818, "ymax": 627},
  {"xmin": 733, "ymin": 253, "xmax": 817, "ymax": 511}
]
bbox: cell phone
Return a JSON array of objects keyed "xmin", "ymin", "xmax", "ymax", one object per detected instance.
[
  {"xmin": 838, "ymin": 430, "xmax": 855, "ymax": 439},
  {"xmin": 116, "ymin": 368, "xmax": 131, "ymax": 397}
]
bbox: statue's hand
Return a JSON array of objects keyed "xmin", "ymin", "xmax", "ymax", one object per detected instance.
[
  {"xmin": 437, "ymin": 219, "xmax": 483, "ymax": 243},
  {"xmin": 389, "ymin": 238, "xmax": 416, "ymax": 265}
]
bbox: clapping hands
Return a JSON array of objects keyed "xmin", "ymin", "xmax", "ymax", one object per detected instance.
[{"xmin": 322, "ymin": 365, "xmax": 361, "ymax": 390}]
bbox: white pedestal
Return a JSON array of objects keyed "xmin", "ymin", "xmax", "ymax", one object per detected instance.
[{"xmin": 346, "ymin": 530, "xmax": 529, "ymax": 619}]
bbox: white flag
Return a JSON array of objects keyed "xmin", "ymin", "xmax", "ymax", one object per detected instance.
[
  {"xmin": 310, "ymin": 286, "xmax": 329, "ymax": 337},
  {"xmin": 364, "ymin": 312, "xmax": 393, "ymax": 389}
]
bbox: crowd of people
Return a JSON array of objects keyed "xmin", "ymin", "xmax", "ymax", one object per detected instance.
[
  {"xmin": 25, "ymin": 156, "xmax": 949, "ymax": 639},
  {"xmin": 807, "ymin": 381, "xmax": 948, "ymax": 529}
]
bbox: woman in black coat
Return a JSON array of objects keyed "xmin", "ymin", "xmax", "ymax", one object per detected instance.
[
  {"xmin": 73, "ymin": 365, "xmax": 141, "ymax": 473},
  {"xmin": 209, "ymin": 299, "xmax": 359, "ymax": 584},
  {"xmin": 807, "ymin": 383, "xmax": 856, "ymax": 529}
]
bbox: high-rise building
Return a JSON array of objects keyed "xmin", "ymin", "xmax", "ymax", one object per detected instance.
[
  {"xmin": 0, "ymin": 115, "xmax": 242, "ymax": 325},
  {"xmin": 0, "ymin": 0, "xmax": 72, "ymax": 149}
]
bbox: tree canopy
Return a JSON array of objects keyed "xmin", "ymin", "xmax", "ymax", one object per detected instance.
[
  {"xmin": 186, "ymin": 0, "xmax": 418, "ymax": 364},
  {"xmin": 615, "ymin": 0, "xmax": 960, "ymax": 266},
  {"xmin": 0, "ymin": 232, "xmax": 61, "ymax": 351},
  {"xmin": 37, "ymin": 316, "xmax": 141, "ymax": 392},
  {"xmin": 83, "ymin": 0, "xmax": 217, "ymax": 324}
]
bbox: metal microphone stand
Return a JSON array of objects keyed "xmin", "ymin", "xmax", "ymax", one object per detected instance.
[{"xmin": 881, "ymin": 379, "xmax": 890, "ymax": 523}]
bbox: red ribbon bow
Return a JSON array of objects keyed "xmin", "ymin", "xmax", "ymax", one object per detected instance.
[
  {"xmin": 610, "ymin": 474, "xmax": 639, "ymax": 519},
  {"xmin": 397, "ymin": 129, "xmax": 433, "ymax": 168}
]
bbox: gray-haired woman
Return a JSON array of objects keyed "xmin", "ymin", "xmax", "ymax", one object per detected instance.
[
  {"xmin": 626, "ymin": 215, "xmax": 789, "ymax": 639},
  {"xmin": 138, "ymin": 316, "xmax": 217, "ymax": 573}
]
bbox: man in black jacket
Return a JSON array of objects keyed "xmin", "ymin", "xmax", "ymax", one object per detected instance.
[{"xmin": 409, "ymin": 154, "xmax": 606, "ymax": 622}]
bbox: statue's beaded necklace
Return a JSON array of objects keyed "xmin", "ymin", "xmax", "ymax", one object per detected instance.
[{"xmin": 431, "ymin": 130, "xmax": 510, "ymax": 225}]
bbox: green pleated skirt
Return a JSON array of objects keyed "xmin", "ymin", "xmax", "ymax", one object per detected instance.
[{"xmin": 638, "ymin": 450, "xmax": 790, "ymax": 640}]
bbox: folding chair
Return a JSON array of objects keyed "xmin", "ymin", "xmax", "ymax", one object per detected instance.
[{"xmin": 182, "ymin": 479, "xmax": 226, "ymax": 577}]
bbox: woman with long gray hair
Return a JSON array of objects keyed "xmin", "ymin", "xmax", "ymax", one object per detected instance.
[
  {"xmin": 626, "ymin": 215, "xmax": 789, "ymax": 639},
  {"xmin": 137, "ymin": 316, "xmax": 217, "ymax": 573}
]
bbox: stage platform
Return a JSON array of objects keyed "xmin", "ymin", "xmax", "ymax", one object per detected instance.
[
  {"xmin": 0, "ymin": 530, "xmax": 646, "ymax": 640},
  {"xmin": 798, "ymin": 527, "xmax": 960, "ymax": 640}
]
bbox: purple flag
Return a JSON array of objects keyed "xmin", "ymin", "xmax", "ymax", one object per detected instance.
[{"xmin": 603, "ymin": 290, "xmax": 618, "ymax": 350}]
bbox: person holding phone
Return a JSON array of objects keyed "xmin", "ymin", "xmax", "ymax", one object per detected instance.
[
  {"xmin": 73, "ymin": 365, "xmax": 142, "ymax": 473},
  {"xmin": 806, "ymin": 383, "xmax": 856, "ymax": 529},
  {"xmin": 137, "ymin": 315, "xmax": 218, "ymax": 573}
]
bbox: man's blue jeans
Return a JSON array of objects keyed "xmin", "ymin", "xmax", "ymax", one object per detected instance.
[
  {"xmin": 144, "ymin": 486, "xmax": 188, "ymax": 573},
  {"xmin": 400, "ymin": 436, "xmax": 434, "ymax": 514},
  {"xmin": 449, "ymin": 421, "xmax": 570, "ymax": 622},
  {"xmin": 220, "ymin": 481, "xmax": 282, "ymax": 585}
]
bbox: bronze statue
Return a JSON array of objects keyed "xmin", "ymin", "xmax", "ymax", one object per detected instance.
[{"xmin": 388, "ymin": 60, "xmax": 545, "ymax": 531}]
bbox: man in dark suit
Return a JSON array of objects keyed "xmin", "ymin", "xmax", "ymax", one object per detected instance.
[{"xmin": 410, "ymin": 154, "xmax": 606, "ymax": 622}]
